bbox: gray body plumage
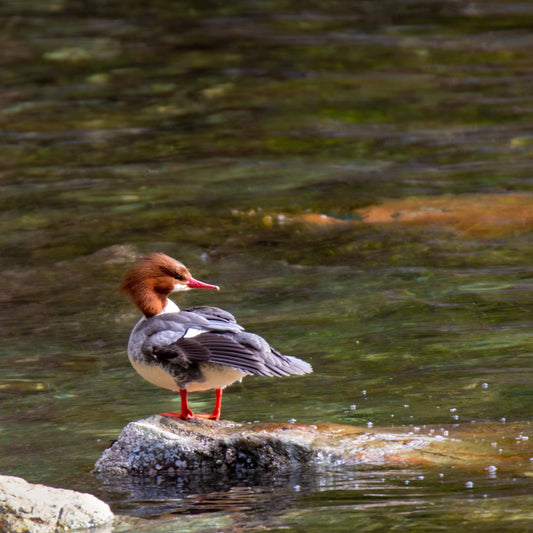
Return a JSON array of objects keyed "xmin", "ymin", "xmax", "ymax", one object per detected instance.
[{"xmin": 127, "ymin": 305, "xmax": 312, "ymax": 392}]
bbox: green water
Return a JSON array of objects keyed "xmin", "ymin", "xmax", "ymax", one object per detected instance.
[{"xmin": 1, "ymin": 1, "xmax": 532, "ymax": 531}]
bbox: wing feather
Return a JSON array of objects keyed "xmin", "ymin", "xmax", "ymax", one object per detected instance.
[{"xmin": 134, "ymin": 308, "xmax": 312, "ymax": 378}]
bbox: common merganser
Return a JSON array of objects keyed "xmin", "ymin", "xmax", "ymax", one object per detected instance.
[{"xmin": 120, "ymin": 253, "xmax": 312, "ymax": 420}]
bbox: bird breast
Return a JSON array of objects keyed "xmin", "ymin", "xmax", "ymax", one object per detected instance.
[{"xmin": 130, "ymin": 358, "xmax": 247, "ymax": 392}]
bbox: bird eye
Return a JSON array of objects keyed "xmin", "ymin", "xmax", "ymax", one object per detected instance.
[{"xmin": 174, "ymin": 274, "xmax": 184, "ymax": 281}]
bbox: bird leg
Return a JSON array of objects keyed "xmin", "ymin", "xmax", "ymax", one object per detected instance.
[
  {"xmin": 160, "ymin": 389, "xmax": 194, "ymax": 420},
  {"xmin": 193, "ymin": 388, "xmax": 223, "ymax": 420},
  {"xmin": 160, "ymin": 388, "xmax": 222, "ymax": 420}
]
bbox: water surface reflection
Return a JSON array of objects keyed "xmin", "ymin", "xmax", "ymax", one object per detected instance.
[{"xmin": 1, "ymin": 0, "xmax": 533, "ymax": 531}]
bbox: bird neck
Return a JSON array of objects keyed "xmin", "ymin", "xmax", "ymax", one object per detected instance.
[
  {"xmin": 130, "ymin": 285, "xmax": 168, "ymax": 318},
  {"xmin": 161, "ymin": 299, "xmax": 180, "ymax": 314}
]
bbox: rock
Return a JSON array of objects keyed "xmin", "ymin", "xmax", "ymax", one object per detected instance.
[
  {"xmin": 355, "ymin": 192, "xmax": 533, "ymax": 235},
  {"xmin": 93, "ymin": 416, "xmax": 473, "ymax": 480},
  {"xmin": 273, "ymin": 193, "xmax": 533, "ymax": 236},
  {"xmin": 94, "ymin": 417, "xmax": 533, "ymax": 498},
  {"xmin": 0, "ymin": 475, "xmax": 114, "ymax": 533}
]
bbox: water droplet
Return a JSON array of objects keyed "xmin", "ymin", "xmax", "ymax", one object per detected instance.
[
  {"xmin": 465, "ymin": 481, "xmax": 474, "ymax": 488},
  {"xmin": 367, "ymin": 421, "xmax": 373, "ymax": 428},
  {"xmin": 486, "ymin": 465, "xmax": 497, "ymax": 477}
]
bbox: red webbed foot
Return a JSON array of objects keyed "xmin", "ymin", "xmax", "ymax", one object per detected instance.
[
  {"xmin": 159, "ymin": 410, "xmax": 193, "ymax": 420},
  {"xmin": 159, "ymin": 389, "xmax": 223, "ymax": 421}
]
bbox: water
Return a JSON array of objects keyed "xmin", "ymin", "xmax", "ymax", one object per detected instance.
[{"xmin": 1, "ymin": 1, "xmax": 533, "ymax": 531}]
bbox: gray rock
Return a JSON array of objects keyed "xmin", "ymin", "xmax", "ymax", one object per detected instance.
[
  {"xmin": 94, "ymin": 417, "xmax": 533, "ymax": 501},
  {"xmin": 0, "ymin": 475, "xmax": 114, "ymax": 533},
  {"xmin": 93, "ymin": 416, "xmax": 444, "ymax": 482}
]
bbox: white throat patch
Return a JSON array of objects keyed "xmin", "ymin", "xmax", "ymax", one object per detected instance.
[
  {"xmin": 161, "ymin": 299, "xmax": 180, "ymax": 313},
  {"xmin": 171, "ymin": 283, "xmax": 192, "ymax": 292}
]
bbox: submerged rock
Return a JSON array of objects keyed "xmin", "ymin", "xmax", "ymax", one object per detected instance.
[
  {"xmin": 0, "ymin": 475, "xmax": 114, "ymax": 532},
  {"xmin": 271, "ymin": 192, "xmax": 533, "ymax": 237}
]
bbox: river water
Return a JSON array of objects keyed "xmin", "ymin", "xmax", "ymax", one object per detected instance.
[{"xmin": 1, "ymin": 1, "xmax": 532, "ymax": 531}]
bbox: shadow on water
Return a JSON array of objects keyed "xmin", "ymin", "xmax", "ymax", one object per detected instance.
[{"xmin": 1, "ymin": 0, "xmax": 533, "ymax": 531}]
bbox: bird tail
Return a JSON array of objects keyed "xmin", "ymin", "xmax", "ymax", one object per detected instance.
[
  {"xmin": 284, "ymin": 355, "xmax": 313, "ymax": 375},
  {"xmin": 265, "ymin": 348, "xmax": 313, "ymax": 376}
]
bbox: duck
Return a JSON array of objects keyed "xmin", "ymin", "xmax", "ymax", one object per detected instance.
[{"xmin": 120, "ymin": 253, "xmax": 312, "ymax": 420}]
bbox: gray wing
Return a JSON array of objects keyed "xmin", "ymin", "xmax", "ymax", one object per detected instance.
[
  {"xmin": 135, "ymin": 310, "xmax": 312, "ymax": 377},
  {"xmin": 184, "ymin": 306, "xmax": 239, "ymax": 324},
  {"xmin": 227, "ymin": 330, "xmax": 313, "ymax": 376},
  {"xmin": 134, "ymin": 310, "xmax": 243, "ymax": 365},
  {"xmin": 151, "ymin": 333, "xmax": 267, "ymax": 375},
  {"xmin": 139, "ymin": 309, "xmax": 242, "ymax": 336},
  {"xmin": 150, "ymin": 330, "xmax": 312, "ymax": 377}
]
